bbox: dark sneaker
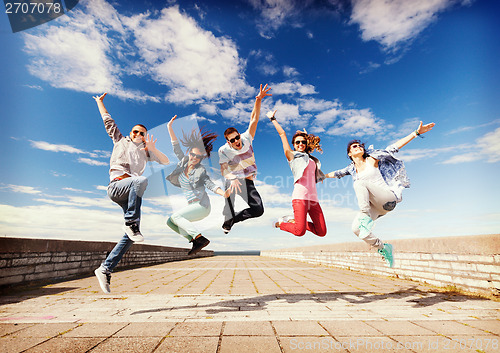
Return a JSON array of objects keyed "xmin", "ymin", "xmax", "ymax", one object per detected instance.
[
  {"xmin": 188, "ymin": 236, "xmax": 210, "ymax": 256},
  {"xmin": 222, "ymin": 218, "xmax": 234, "ymax": 235},
  {"xmin": 378, "ymin": 243, "xmax": 394, "ymax": 268},
  {"xmin": 123, "ymin": 222, "xmax": 144, "ymax": 242},
  {"xmin": 94, "ymin": 266, "xmax": 111, "ymax": 294}
]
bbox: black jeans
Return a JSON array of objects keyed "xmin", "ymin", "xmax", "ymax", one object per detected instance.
[{"xmin": 223, "ymin": 178, "xmax": 264, "ymax": 224}]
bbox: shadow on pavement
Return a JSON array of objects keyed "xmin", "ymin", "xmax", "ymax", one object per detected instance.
[
  {"xmin": 132, "ymin": 286, "xmax": 481, "ymax": 316},
  {"xmin": 0, "ymin": 287, "xmax": 81, "ymax": 306}
]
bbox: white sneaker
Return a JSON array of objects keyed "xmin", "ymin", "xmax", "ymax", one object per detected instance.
[
  {"xmin": 273, "ymin": 215, "xmax": 295, "ymax": 228},
  {"xmin": 123, "ymin": 222, "xmax": 144, "ymax": 242},
  {"xmin": 94, "ymin": 266, "xmax": 111, "ymax": 294}
]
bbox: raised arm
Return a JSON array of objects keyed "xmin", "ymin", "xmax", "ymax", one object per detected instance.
[
  {"xmin": 394, "ymin": 121, "xmax": 435, "ymax": 150},
  {"xmin": 93, "ymin": 92, "xmax": 122, "ymax": 142},
  {"xmin": 93, "ymin": 92, "xmax": 109, "ymax": 116},
  {"xmin": 248, "ymin": 84, "xmax": 272, "ymax": 138},
  {"xmin": 267, "ymin": 110, "xmax": 294, "ymax": 161},
  {"xmin": 167, "ymin": 115, "xmax": 178, "ymax": 142}
]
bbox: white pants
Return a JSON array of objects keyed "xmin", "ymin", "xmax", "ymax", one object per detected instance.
[{"xmin": 351, "ymin": 180, "xmax": 398, "ymax": 249}]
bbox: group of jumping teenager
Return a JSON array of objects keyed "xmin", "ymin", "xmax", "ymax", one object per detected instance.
[{"xmin": 93, "ymin": 84, "xmax": 435, "ymax": 294}]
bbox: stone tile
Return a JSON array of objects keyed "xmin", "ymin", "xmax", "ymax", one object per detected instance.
[
  {"xmin": 220, "ymin": 336, "xmax": 281, "ymax": 353},
  {"xmin": 458, "ymin": 319, "xmax": 500, "ymax": 335},
  {"xmin": 320, "ymin": 320, "xmax": 381, "ymax": 337},
  {"xmin": 155, "ymin": 336, "xmax": 219, "ymax": 353},
  {"xmin": 223, "ymin": 321, "xmax": 275, "ymax": 336},
  {"xmin": 23, "ymin": 337, "xmax": 104, "ymax": 353},
  {"xmin": 6, "ymin": 323, "xmax": 80, "ymax": 337},
  {"xmin": 335, "ymin": 336, "xmax": 413, "ymax": 352},
  {"xmin": 412, "ymin": 320, "xmax": 488, "ymax": 335},
  {"xmin": 0, "ymin": 323, "xmax": 34, "ymax": 336},
  {"xmin": 90, "ymin": 337, "xmax": 162, "ymax": 352},
  {"xmin": 0, "ymin": 336, "xmax": 48, "ymax": 353},
  {"xmin": 168, "ymin": 321, "xmax": 222, "ymax": 336},
  {"xmin": 273, "ymin": 320, "xmax": 328, "ymax": 336},
  {"xmin": 114, "ymin": 322, "xmax": 176, "ymax": 337},
  {"xmin": 391, "ymin": 335, "xmax": 480, "ymax": 353},
  {"xmin": 364, "ymin": 320, "xmax": 435, "ymax": 336},
  {"xmin": 280, "ymin": 336, "xmax": 348, "ymax": 353},
  {"xmin": 62, "ymin": 323, "xmax": 128, "ymax": 337}
]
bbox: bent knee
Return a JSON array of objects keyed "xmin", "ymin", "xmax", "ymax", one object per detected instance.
[{"xmin": 252, "ymin": 206, "xmax": 264, "ymax": 217}]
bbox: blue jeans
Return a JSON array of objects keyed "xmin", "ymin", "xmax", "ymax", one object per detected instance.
[
  {"xmin": 107, "ymin": 176, "xmax": 148, "ymax": 224},
  {"xmin": 102, "ymin": 234, "xmax": 134, "ymax": 272},
  {"xmin": 101, "ymin": 176, "xmax": 148, "ymax": 273}
]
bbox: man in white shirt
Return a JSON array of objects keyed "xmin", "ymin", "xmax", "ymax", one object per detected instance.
[
  {"xmin": 92, "ymin": 93, "xmax": 170, "ymax": 293},
  {"xmin": 219, "ymin": 84, "xmax": 272, "ymax": 234}
]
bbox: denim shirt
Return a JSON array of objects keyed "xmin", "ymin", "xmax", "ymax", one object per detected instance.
[
  {"xmin": 165, "ymin": 141, "xmax": 219, "ymax": 209},
  {"xmin": 333, "ymin": 144, "xmax": 410, "ymax": 202},
  {"xmin": 289, "ymin": 152, "xmax": 326, "ymax": 184}
]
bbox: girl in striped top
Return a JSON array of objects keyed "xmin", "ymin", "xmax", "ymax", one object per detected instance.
[{"xmin": 166, "ymin": 115, "xmax": 229, "ymax": 256}]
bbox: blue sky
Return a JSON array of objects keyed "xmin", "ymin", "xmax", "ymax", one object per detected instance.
[{"xmin": 1, "ymin": 0, "xmax": 499, "ymax": 251}]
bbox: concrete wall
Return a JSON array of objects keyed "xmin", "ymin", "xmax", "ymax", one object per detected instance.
[
  {"xmin": 0, "ymin": 237, "xmax": 213, "ymax": 290},
  {"xmin": 261, "ymin": 234, "xmax": 500, "ymax": 296}
]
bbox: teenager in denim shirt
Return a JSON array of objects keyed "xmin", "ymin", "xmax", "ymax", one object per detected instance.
[
  {"xmin": 326, "ymin": 121, "xmax": 435, "ymax": 267},
  {"xmin": 166, "ymin": 115, "xmax": 229, "ymax": 255},
  {"xmin": 268, "ymin": 110, "xmax": 327, "ymax": 238}
]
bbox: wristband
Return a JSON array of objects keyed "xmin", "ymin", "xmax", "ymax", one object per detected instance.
[{"xmin": 269, "ymin": 116, "xmax": 276, "ymax": 121}]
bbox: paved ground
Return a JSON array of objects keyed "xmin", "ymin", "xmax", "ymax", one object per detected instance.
[{"xmin": 1, "ymin": 256, "xmax": 499, "ymax": 352}]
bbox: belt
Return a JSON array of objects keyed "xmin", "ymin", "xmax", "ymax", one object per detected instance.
[
  {"xmin": 188, "ymin": 198, "xmax": 201, "ymax": 204},
  {"xmin": 110, "ymin": 173, "xmax": 131, "ymax": 183}
]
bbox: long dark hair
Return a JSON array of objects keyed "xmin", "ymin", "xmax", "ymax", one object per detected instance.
[
  {"xmin": 292, "ymin": 130, "xmax": 322, "ymax": 154},
  {"xmin": 346, "ymin": 139, "xmax": 369, "ymax": 161},
  {"xmin": 180, "ymin": 128, "xmax": 218, "ymax": 158}
]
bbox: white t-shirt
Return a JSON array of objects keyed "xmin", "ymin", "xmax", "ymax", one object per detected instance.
[{"xmin": 218, "ymin": 130, "xmax": 257, "ymax": 179}]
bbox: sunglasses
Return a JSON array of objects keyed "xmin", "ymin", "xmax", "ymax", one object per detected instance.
[
  {"xmin": 189, "ymin": 151, "xmax": 205, "ymax": 159},
  {"xmin": 294, "ymin": 140, "xmax": 307, "ymax": 145},
  {"xmin": 132, "ymin": 130, "xmax": 145, "ymax": 136},
  {"xmin": 350, "ymin": 144, "xmax": 363, "ymax": 149},
  {"xmin": 228, "ymin": 135, "xmax": 241, "ymax": 144}
]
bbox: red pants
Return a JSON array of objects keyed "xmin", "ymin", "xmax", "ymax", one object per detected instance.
[{"xmin": 280, "ymin": 199, "xmax": 327, "ymax": 237}]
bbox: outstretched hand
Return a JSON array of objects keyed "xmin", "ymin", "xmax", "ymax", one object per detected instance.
[
  {"xmin": 416, "ymin": 121, "xmax": 435, "ymax": 135},
  {"xmin": 256, "ymin": 84, "xmax": 272, "ymax": 100},
  {"xmin": 93, "ymin": 93, "xmax": 107, "ymax": 102},
  {"xmin": 143, "ymin": 133, "xmax": 158, "ymax": 152},
  {"xmin": 266, "ymin": 110, "xmax": 277, "ymax": 120},
  {"xmin": 229, "ymin": 179, "xmax": 242, "ymax": 194}
]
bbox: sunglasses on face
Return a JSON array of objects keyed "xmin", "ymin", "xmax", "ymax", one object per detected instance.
[
  {"xmin": 189, "ymin": 152, "xmax": 205, "ymax": 159},
  {"xmin": 132, "ymin": 130, "xmax": 145, "ymax": 136},
  {"xmin": 351, "ymin": 144, "xmax": 363, "ymax": 149},
  {"xmin": 228, "ymin": 135, "xmax": 241, "ymax": 144},
  {"xmin": 294, "ymin": 140, "xmax": 307, "ymax": 145}
]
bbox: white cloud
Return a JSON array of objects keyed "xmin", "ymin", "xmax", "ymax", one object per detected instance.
[
  {"xmin": 247, "ymin": 0, "xmax": 315, "ymax": 38},
  {"xmin": 22, "ymin": 0, "xmax": 250, "ymax": 104},
  {"xmin": 446, "ymin": 119, "xmax": 500, "ymax": 135},
  {"xmin": 271, "ymin": 81, "xmax": 317, "ymax": 96},
  {"xmin": 30, "ymin": 139, "xmax": 109, "ymax": 166},
  {"xmin": 78, "ymin": 157, "xmax": 108, "ymax": 166},
  {"xmin": 0, "ymin": 184, "xmax": 42, "ymax": 194},
  {"xmin": 441, "ymin": 128, "xmax": 500, "ymax": 164},
  {"xmin": 30, "ymin": 140, "xmax": 86, "ymax": 154},
  {"xmin": 283, "ymin": 66, "xmax": 300, "ymax": 77},
  {"xmin": 349, "ymin": 0, "xmax": 469, "ymax": 50},
  {"xmin": 477, "ymin": 127, "xmax": 500, "ymax": 163},
  {"xmin": 129, "ymin": 6, "xmax": 250, "ymax": 103}
]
